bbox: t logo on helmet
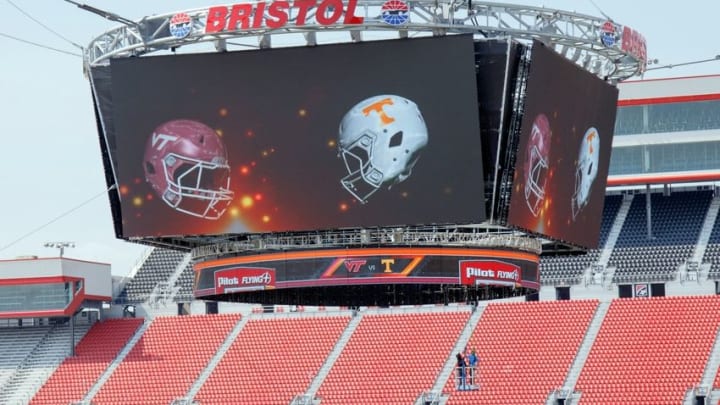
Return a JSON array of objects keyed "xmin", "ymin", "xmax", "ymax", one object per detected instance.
[{"xmin": 362, "ymin": 97, "xmax": 396, "ymax": 126}]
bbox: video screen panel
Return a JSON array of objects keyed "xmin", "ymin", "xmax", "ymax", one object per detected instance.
[
  {"xmin": 193, "ymin": 247, "xmax": 540, "ymax": 297},
  {"xmin": 506, "ymin": 41, "xmax": 618, "ymax": 248},
  {"xmin": 104, "ymin": 35, "xmax": 489, "ymax": 238}
]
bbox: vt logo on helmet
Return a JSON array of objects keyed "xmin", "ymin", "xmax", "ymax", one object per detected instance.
[
  {"xmin": 143, "ymin": 119, "xmax": 234, "ymax": 219},
  {"xmin": 523, "ymin": 113, "xmax": 552, "ymax": 217},
  {"xmin": 572, "ymin": 127, "xmax": 600, "ymax": 220},
  {"xmin": 337, "ymin": 95, "xmax": 428, "ymax": 204}
]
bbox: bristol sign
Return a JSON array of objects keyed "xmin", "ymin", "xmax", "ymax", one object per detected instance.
[{"xmin": 205, "ymin": 0, "xmax": 365, "ymax": 32}]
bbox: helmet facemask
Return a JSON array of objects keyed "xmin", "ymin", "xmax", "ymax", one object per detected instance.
[
  {"xmin": 339, "ymin": 132, "xmax": 385, "ymax": 204},
  {"xmin": 523, "ymin": 117, "xmax": 551, "ymax": 217},
  {"xmin": 571, "ymin": 127, "xmax": 600, "ymax": 220},
  {"xmin": 524, "ymin": 143, "xmax": 549, "ymax": 217},
  {"xmin": 161, "ymin": 153, "xmax": 234, "ymax": 219},
  {"xmin": 338, "ymin": 95, "xmax": 428, "ymax": 204}
]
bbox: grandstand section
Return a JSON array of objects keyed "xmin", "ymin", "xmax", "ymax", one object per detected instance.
[
  {"xmin": 575, "ymin": 295, "xmax": 720, "ymax": 404},
  {"xmin": 173, "ymin": 262, "xmax": 194, "ymax": 303},
  {"xmin": 195, "ymin": 314, "xmax": 350, "ymax": 404},
  {"xmin": 31, "ymin": 318, "xmax": 142, "ymax": 405},
  {"xmin": 0, "ymin": 321, "xmax": 92, "ymax": 405},
  {"xmin": 0, "ymin": 327, "xmax": 52, "ymax": 390},
  {"xmin": 9, "ymin": 297, "xmax": 720, "ymax": 404},
  {"xmin": 316, "ymin": 309, "xmax": 470, "ymax": 404},
  {"xmin": 609, "ymin": 190, "xmax": 712, "ymax": 283},
  {"xmin": 117, "ymin": 248, "xmax": 187, "ymax": 304},
  {"xmin": 702, "ymin": 207, "xmax": 720, "ymax": 281},
  {"xmin": 92, "ymin": 314, "xmax": 239, "ymax": 405},
  {"xmin": 444, "ymin": 300, "xmax": 597, "ymax": 404}
]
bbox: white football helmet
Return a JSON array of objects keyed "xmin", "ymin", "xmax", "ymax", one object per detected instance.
[
  {"xmin": 572, "ymin": 127, "xmax": 600, "ymax": 220},
  {"xmin": 523, "ymin": 114, "xmax": 552, "ymax": 217},
  {"xmin": 338, "ymin": 95, "xmax": 428, "ymax": 204}
]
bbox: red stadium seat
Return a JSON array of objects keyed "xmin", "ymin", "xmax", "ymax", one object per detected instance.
[
  {"xmin": 442, "ymin": 300, "xmax": 598, "ymax": 405},
  {"xmin": 577, "ymin": 296, "xmax": 720, "ymax": 404},
  {"xmin": 30, "ymin": 318, "xmax": 144, "ymax": 405},
  {"xmin": 317, "ymin": 310, "xmax": 471, "ymax": 405},
  {"xmin": 92, "ymin": 314, "xmax": 240, "ymax": 405},
  {"xmin": 195, "ymin": 315, "xmax": 351, "ymax": 405}
]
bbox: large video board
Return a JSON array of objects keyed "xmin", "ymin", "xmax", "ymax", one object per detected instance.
[
  {"xmin": 507, "ymin": 41, "xmax": 618, "ymax": 248},
  {"xmin": 98, "ymin": 35, "xmax": 491, "ymax": 238}
]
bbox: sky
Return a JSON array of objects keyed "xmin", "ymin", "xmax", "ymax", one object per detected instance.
[{"xmin": 1, "ymin": 0, "xmax": 719, "ymax": 276}]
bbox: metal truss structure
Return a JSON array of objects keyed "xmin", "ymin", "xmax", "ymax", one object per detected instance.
[
  {"xmin": 190, "ymin": 228, "xmax": 542, "ymax": 259},
  {"xmin": 84, "ymin": 0, "xmax": 646, "ymax": 81}
]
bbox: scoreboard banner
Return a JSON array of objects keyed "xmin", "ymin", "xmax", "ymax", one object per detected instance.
[{"xmin": 194, "ymin": 247, "xmax": 539, "ymax": 297}]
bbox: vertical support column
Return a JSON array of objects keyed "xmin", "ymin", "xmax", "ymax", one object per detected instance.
[
  {"xmin": 69, "ymin": 315, "xmax": 75, "ymax": 356},
  {"xmin": 645, "ymin": 184, "xmax": 653, "ymax": 240}
]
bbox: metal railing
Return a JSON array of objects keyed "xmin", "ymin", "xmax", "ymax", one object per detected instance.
[{"xmin": 192, "ymin": 228, "xmax": 541, "ymax": 259}]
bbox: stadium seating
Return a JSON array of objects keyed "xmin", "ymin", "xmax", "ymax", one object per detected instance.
[
  {"xmin": 317, "ymin": 310, "xmax": 470, "ymax": 405},
  {"xmin": 0, "ymin": 321, "xmax": 93, "ymax": 405},
  {"xmin": 173, "ymin": 262, "xmax": 194, "ymax": 303},
  {"xmin": 702, "ymin": 208, "xmax": 720, "ymax": 280},
  {"xmin": 195, "ymin": 314, "xmax": 350, "ymax": 405},
  {"xmin": 0, "ymin": 326, "xmax": 54, "ymax": 390},
  {"xmin": 30, "ymin": 318, "xmax": 143, "ymax": 404},
  {"xmin": 609, "ymin": 191, "xmax": 712, "ymax": 282},
  {"xmin": 28, "ymin": 296, "xmax": 720, "ymax": 404},
  {"xmin": 445, "ymin": 300, "xmax": 597, "ymax": 405},
  {"xmin": 119, "ymin": 248, "xmax": 186, "ymax": 303},
  {"xmin": 614, "ymin": 191, "xmax": 711, "ymax": 248},
  {"xmin": 575, "ymin": 296, "xmax": 720, "ymax": 404},
  {"xmin": 705, "ymin": 244, "xmax": 720, "ymax": 279},
  {"xmin": 93, "ymin": 314, "xmax": 239, "ymax": 405}
]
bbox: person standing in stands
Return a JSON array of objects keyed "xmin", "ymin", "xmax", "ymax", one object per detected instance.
[
  {"xmin": 456, "ymin": 352, "xmax": 466, "ymax": 390},
  {"xmin": 467, "ymin": 348, "xmax": 478, "ymax": 387}
]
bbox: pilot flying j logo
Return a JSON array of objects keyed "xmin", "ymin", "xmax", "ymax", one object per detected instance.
[
  {"xmin": 459, "ymin": 260, "xmax": 521, "ymax": 287},
  {"xmin": 214, "ymin": 267, "xmax": 275, "ymax": 293}
]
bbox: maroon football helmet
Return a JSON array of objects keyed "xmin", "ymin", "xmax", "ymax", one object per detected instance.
[
  {"xmin": 523, "ymin": 113, "xmax": 552, "ymax": 217},
  {"xmin": 143, "ymin": 119, "xmax": 234, "ymax": 219}
]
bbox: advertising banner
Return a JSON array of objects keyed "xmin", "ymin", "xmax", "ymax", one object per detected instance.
[
  {"xmin": 459, "ymin": 260, "xmax": 522, "ymax": 287},
  {"xmin": 214, "ymin": 267, "xmax": 276, "ymax": 293}
]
